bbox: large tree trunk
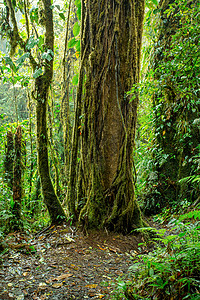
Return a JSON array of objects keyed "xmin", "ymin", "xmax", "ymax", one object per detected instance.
[{"xmin": 68, "ymin": 0, "xmax": 145, "ymax": 233}]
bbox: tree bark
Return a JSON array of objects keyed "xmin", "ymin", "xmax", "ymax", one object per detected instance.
[
  {"xmin": 12, "ymin": 125, "xmax": 23, "ymax": 230},
  {"xmin": 4, "ymin": 131, "xmax": 14, "ymax": 189},
  {"xmin": 68, "ymin": 0, "xmax": 145, "ymax": 233}
]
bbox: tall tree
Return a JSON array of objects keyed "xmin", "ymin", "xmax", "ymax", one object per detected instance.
[
  {"xmin": 68, "ymin": 0, "xmax": 145, "ymax": 232},
  {"xmin": 3, "ymin": 0, "xmax": 66, "ymax": 223},
  {"xmin": 12, "ymin": 125, "xmax": 23, "ymax": 230},
  {"xmin": 4, "ymin": 130, "xmax": 14, "ymax": 189}
]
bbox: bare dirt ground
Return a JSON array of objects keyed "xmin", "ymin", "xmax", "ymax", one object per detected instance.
[{"xmin": 0, "ymin": 224, "xmax": 144, "ymax": 300}]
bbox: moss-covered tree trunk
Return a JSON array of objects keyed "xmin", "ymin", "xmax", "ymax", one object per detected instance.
[
  {"xmin": 4, "ymin": 131, "xmax": 14, "ymax": 189},
  {"xmin": 61, "ymin": 0, "xmax": 72, "ymax": 185},
  {"xmin": 34, "ymin": 0, "xmax": 66, "ymax": 223},
  {"xmin": 48, "ymin": 102, "xmax": 62, "ymax": 197},
  {"xmin": 68, "ymin": 0, "xmax": 145, "ymax": 233},
  {"xmin": 12, "ymin": 125, "xmax": 23, "ymax": 230},
  {"xmin": 27, "ymin": 89, "xmax": 34, "ymax": 207}
]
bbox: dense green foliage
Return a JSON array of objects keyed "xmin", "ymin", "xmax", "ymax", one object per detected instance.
[
  {"xmin": 125, "ymin": 211, "xmax": 200, "ymax": 299},
  {"xmin": 134, "ymin": 0, "xmax": 200, "ymax": 214},
  {"xmin": 0, "ymin": 0, "xmax": 199, "ymax": 297}
]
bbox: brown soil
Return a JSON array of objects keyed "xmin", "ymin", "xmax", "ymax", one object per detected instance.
[{"xmin": 0, "ymin": 224, "xmax": 144, "ymax": 300}]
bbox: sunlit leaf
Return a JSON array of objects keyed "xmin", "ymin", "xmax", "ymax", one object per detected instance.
[
  {"xmin": 26, "ymin": 36, "xmax": 39, "ymax": 50},
  {"xmin": 68, "ymin": 38, "xmax": 77, "ymax": 49},
  {"xmin": 33, "ymin": 68, "xmax": 43, "ymax": 78},
  {"xmin": 72, "ymin": 74, "xmax": 79, "ymax": 86},
  {"xmin": 75, "ymin": 0, "xmax": 81, "ymax": 7},
  {"xmin": 149, "ymin": 0, "xmax": 158, "ymax": 5},
  {"xmin": 73, "ymin": 22, "xmax": 80, "ymax": 37},
  {"xmin": 41, "ymin": 49, "xmax": 54, "ymax": 61},
  {"xmin": 16, "ymin": 53, "xmax": 30, "ymax": 65}
]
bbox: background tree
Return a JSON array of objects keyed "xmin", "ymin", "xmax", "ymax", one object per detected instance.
[
  {"xmin": 3, "ymin": 0, "xmax": 67, "ymax": 223},
  {"xmin": 12, "ymin": 125, "xmax": 23, "ymax": 230},
  {"xmin": 4, "ymin": 130, "xmax": 14, "ymax": 189},
  {"xmin": 135, "ymin": 0, "xmax": 200, "ymax": 214},
  {"xmin": 67, "ymin": 0, "xmax": 146, "ymax": 232}
]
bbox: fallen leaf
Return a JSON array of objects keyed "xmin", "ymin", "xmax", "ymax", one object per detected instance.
[
  {"xmin": 52, "ymin": 282, "xmax": 63, "ymax": 289},
  {"xmin": 39, "ymin": 282, "xmax": 47, "ymax": 287},
  {"xmin": 53, "ymin": 274, "xmax": 73, "ymax": 281},
  {"xmin": 102, "ymin": 275, "xmax": 111, "ymax": 280},
  {"xmin": 98, "ymin": 245, "xmax": 107, "ymax": 251},
  {"xmin": 85, "ymin": 284, "xmax": 98, "ymax": 289},
  {"xmin": 109, "ymin": 247, "xmax": 117, "ymax": 253},
  {"xmin": 16, "ymin": 295, "xmax": 24, "ymax": 300},
  {"xmin": 39, "ymin": 282, "xmax": 47, "ymax": 288},
  {"xmin": 66, "ymin": 236, "xmax": 75, "ymax": 242}
]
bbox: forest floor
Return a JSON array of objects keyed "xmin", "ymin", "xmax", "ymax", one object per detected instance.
[{"xmin": 0, "ymin": 224, "xmax": 146, "ymax": 300}]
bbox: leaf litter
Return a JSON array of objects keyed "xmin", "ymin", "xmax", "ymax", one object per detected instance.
[{"xmin": 0, "ymin": 224, "xmax": 143, "ymax": 299}]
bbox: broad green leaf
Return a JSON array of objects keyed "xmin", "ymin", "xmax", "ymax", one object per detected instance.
[
  {"xmin": 33, "ymin": 67, "xmax": 43, "ymax": 78},
  {"xmin": 55, "ymin": 5, "xmax": 61, "ymax": 10},
  {"xmin": 16, "ymin": 53, "xmax": 30, "ymax": 65},
  {"xmin": 29, "ymin": 7, "xmax": 39, "ymax": 24},
  {"xmin": 76, "ymin": 3, "xmax": 81, "ymax": 21},
  {"xmin": 41, "ymin": 49, "xmax": 54, "ymax": 61},
  {"xmin": 73, "ymin": 22, "xmax": 80, "ymax": 37},
  {"xmin": 153, "ymin": 8, "xmax": 160, "ymax": 14},
  {"xmin": 38, "ymin": 36, "xmax": 44, "ymax": 49},
  {"xmin": 4, "ymin": 56, "xmax": 17, "ymax": 72},
  {"xmin": 149, "ymin": 0, "xmax": 158, "ymax": 5},
  {"xmin": 72, "ymin": 74, "xmax": 79, "ymax": 86},
  {"xmin": 59, "ymin": 12, "xmax": 65, "ymax": 21},
  {"xmin": 20, "ymin": 31, "xmax": 27, "ymax": 39},
  {"xmin": 149, "ymin": 268, "xmax": 154, "ymax": 276},
  {"xmin": 75, "ymin": 40, "xmax": 80, "ymax": 53},
  {"xmin": 68, "ymin": 38, "xmax": 77, "ymax": 49},
  {"xmin": 75, "ymin": 0, "xmax": 81, "ymax": 7},
  {"xmin": 26, "ymin": 36, "xmax": 39, "ymax": 50},
  {"xmin": 20, "ymin": 18, "xmax": 26, "ymax": 25}
]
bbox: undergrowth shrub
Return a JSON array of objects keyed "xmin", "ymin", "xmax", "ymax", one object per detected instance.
[{"xmin": 125, "ymin": 211, "xmax": 200, "ymax": 300}]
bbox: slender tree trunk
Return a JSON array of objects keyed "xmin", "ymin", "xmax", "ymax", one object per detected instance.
[
  {"xmin": 61, "ymin": 0, "xmax": 72, "ymax": 185},
  {"xmin": 4, "ymin": 131, "xmax": 14, "ymax": 189},
  {"xmin": 68, "ymin": 0, "xmax": 145, "ymax": 233},
  {"xmin": 48, "ymin": 102, "xmax": 61, "ymax": 197},
  {"xmin": 12, "ymin": 125, "xmax": 23, "ymax": 230},
  {"xmin": 34, "ymin": 0, "xmax": 66, "ymax": 223},
  {"xmin": 27, "ymin": 89, "xmax": 34, "ymax": 204}
]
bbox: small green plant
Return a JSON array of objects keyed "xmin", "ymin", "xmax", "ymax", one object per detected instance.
[
  {"xmin": 125, "ymin": 211, "xmax": 200, "ymax": 300},
  {"xmin": 110, "ymin": 277, "xmax": 129, "ymax": 300}
]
